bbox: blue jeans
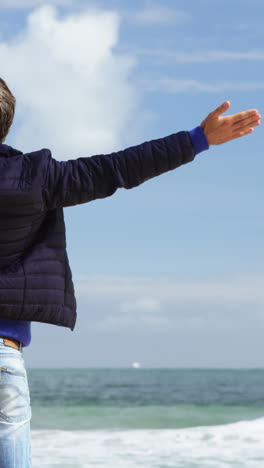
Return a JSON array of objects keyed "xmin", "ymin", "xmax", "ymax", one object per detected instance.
[{"xmin": 0, "ymin": 338, "xmax": 32, "ymax": 468}]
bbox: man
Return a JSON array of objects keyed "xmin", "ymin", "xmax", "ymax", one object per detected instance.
[{"xmin": 0, "ymin": 77, "xmax": 261, "ymax": 467}]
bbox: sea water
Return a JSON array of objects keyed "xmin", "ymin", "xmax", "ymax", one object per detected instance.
[{"xmin": 28, "ymin": 368, "xmax": 264, "ymax": 467}]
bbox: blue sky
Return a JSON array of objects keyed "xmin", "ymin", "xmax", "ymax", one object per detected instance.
[{"xmin": 1, "ymin": 0, "xmax": 264, "ymax": 367}]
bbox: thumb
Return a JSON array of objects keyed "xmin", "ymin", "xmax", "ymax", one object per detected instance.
[{"xmin": 211, "ymin": 100, "xmax": 231, "ymax": 118}]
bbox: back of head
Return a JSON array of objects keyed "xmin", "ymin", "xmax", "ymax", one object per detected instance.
[{"xmin": 0, "ymin": 79, "xmax": 16, "ymax": 143}]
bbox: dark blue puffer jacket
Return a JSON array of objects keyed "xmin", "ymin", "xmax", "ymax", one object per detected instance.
[{"xmin": 0, "ymin": 131, "xmax": 196, "ymax": 330}]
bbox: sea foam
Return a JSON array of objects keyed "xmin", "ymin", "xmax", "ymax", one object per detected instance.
[{"xmin": 32, "ymin": 417, "xmax": 264, "ymax": 467}]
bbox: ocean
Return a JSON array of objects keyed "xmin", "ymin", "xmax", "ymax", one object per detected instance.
[{"xmin": 28, "ymin": 368, "xmax": 264, "ymax": 467}]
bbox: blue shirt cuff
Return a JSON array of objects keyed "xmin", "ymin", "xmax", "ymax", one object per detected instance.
[{"xmin": 189, "ymin": 126, "xmax": 209, "ymax": 155}]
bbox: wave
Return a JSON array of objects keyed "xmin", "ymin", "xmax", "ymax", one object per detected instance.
[
  {"xmin": 31, "ymin": 403, "xmax": 264, "ymax": 431},
  {"xmin": 31, "ymin": 417, "xmax": 264, "ymax": 467}
]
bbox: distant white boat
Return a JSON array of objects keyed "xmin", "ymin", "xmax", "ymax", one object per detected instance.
[{"xmin": 131, "ymin": 362, "xmax": 141, "ymax": 369}]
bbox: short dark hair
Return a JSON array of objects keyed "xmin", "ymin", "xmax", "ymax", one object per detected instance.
[{"xmin": 0, "ymin": 79, "xmax": 16, "ymax": 143}]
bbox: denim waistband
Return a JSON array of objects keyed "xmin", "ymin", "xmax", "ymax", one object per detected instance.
[{"xmin": 0, "ymin": 337, "xmax": 23, "ymax": 353}]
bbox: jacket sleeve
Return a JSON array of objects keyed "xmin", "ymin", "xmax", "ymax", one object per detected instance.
[{"xmin": 42, "ymin": 131, "xmax": 196, "ymax": 210}]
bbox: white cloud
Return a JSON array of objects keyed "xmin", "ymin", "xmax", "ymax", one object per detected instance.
[
  {"xmin": 75, "ymin": 273, "xmax": 264, "ymax": 306},
  {"xmin": 27, "ymin": 271, "xmax": 264, "ymax": 367},
  {"xmin": 27, "ymin": 272, "xmax": 264, "ymax": 367},
  {"xmin": 121, "ymin": 297, "xmax": 161, "ymax": 314},
  {"xmin": 1, "ymin": 6, "xmax": 142, "ymax": 158},
  {"xmin": 133, "ymin": 3, "xmax": 190, "ymax": 26},
  {"xmin": 141, "ymin": 78, "xmax": 264, "ymax": 94},
  {"xmin": 75, "ymin": 273, "xmax": 264, "ymax": 332},
  {"xmin": 131, "ymin": 48, "xmax": 264, "ymax": 63},
  {"xmin": 0, "ymin": 0, "xmax": 73, "ymax": 8},
  {"xmin": 96, "ymin": 312, "xmax": 169, "ymax": 331}
]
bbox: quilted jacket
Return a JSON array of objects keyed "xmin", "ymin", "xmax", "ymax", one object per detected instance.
[{"xmin": 0, "ymin": 131, "xmax": 196, "ymax": 330}]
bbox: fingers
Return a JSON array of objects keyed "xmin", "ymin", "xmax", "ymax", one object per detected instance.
[
  {"xmin": 232, "ymin": 114, "xmax": 261, "ymax": 131},
  {"xmin": 211, "ymin": 101, "xmax": 231, "ymax": 117},
  {"xmin": 230, "ymin": 109, "xmax": 261, "ymax": 125},
  {"xmin": 231, "ymin": 128, "xmax": 254, "ymax": 140}
]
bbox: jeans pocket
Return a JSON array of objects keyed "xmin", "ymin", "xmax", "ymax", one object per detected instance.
[{"xmin": 0, "ymin": 362, "xmax": 31, "ymax": 424}]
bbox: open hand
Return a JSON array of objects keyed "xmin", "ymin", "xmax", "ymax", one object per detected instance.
[{"xmin": 200, "ymin": 101, "xmax": 261, "ymax": 145}]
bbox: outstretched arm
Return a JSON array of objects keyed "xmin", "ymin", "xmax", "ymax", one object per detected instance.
[
  {"xmin": 43, "ymin": 131, "xmax": 197, "ymax": 210},
  {"xmin": 42, "ymin": 102, "xmax": 261, "ymax": 210}
]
